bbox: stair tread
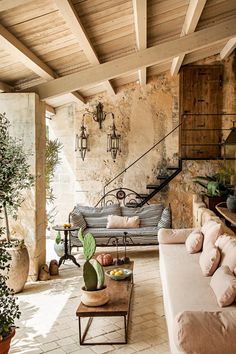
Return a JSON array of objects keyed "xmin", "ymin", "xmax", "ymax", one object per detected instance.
[
  {"xmin": 146, "ymin": 184, "xmax": 160, "ymax": 189},
  {"xmin": 137, "ymin": 194, "xmax": 149, "ymax": 198},
  {"xmin": 156, "ymin": 175, "xmax": 170, "ymax": 179},
  {"xmin": 167, "ymin": 167, "xmax": 179, "ymax": 170}
]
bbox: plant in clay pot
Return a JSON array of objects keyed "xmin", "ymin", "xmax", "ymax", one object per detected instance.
[
  {"xmin": 0, "ymin": 237, "xmax": 21, "ymax": 354},
  {"xmin": 0, "ymin": 112, "xmax": 34, "ymax": 293},
  {"xmin": 78, "ymin": 229, "xmax": 109, "ymax": 307}
]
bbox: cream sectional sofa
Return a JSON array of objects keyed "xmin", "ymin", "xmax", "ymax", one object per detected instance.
[{"xmin": 158, "ymin": 195, "xmax": 236, "ymax": 354}]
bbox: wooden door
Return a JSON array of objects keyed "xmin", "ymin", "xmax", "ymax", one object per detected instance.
[{"xmin": 180, "ymin": 65, "xmax": 223, "ymax": 159}]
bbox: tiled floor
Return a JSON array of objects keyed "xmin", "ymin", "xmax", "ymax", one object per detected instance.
[{"xmin": 10, "ymin": 241, "xmax": 170, "ymax": 354}]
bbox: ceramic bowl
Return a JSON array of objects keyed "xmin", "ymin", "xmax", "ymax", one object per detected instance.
[{"xmin": 105, "ymin": 268, "xmax": 132, "ymax": 281}]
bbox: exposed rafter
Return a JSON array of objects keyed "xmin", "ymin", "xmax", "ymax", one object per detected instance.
[
  {"xmin": 171, "ymin": 0, "xmax": 207, "ymax": 76},
  {"xmin": 0, "ymin": 81, "xmax": 13, "ymax": 92},
  {"xmin": 54, "ymin": 0, "xmax": 115, "ymax": 95},
  {"xmin": 0, "ymin": 23, "xmax": 85, "ymax": 104},
  {"xmin": 220, "ymin": 38, "xmax": 236, "ymax": 59},
  {"xmin": 31, "ymin": 18, "xmax": 236, "ymax": 100},
  {"xmin": 132, "ymin": 0, "xmax": 147, "ymax": 85},
  {"xmin": 45, "ymin": 104, "xmax": 55, "ymax": 116}
]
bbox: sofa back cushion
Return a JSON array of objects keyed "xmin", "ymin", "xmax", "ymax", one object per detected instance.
[
  {"xmin": 70, "ymin": 207, "xmax": 87, "ymax": 231},
  {"xmin": 185, "ymin": 230, "xmax": 204, "ymax": 254},
  {"xmin": 107, "ymin": 215, "xmax": 140, "ymax": 229},
  {"xmin": 210, "ymin": 265, "xmax": 236, "ymax": 307},
  {"xmin": 76, "ymin": 204, "xmax": 121, "ymax": 228},
  {"xmin": 201, "ymin": 220, "xmax": 223, "ymax": 250},
  {"xmin": 121, "ymin": 204, "xmax": 163, "ymax": 227},
  {"xmin": 199, "ymin": 246, "xmax": 221, "ymax": 276},
  {"xmin": 215, "ymin": 234, "xmax": 236, "ymax": 272}
]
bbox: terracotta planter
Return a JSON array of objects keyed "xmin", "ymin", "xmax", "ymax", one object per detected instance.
[
  {"xmin": 203, "ymin": 195, "xmax": 227, "ymax": 216},
  {"xmin": 0, "ymin": 328, "xmax": 15, "ymax": 354},
  {"xmin": 81, "ymin": 286, "xmax": 109, "ymax": 307},
  {"xmin": 6, "ymin": 243, "xmax": 29, "ymax": 293}
]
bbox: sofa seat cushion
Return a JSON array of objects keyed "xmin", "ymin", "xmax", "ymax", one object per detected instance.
[{"xmin": 159, "ymin": 244, "xmax": 236, "ymax": 319}]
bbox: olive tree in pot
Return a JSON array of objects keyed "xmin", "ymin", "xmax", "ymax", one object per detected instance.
[
  {"xmin": 79, "ymin": 229, "xmax": 109, "ymax": 307},
  {"xmin": 0, "ymin": 112, "xmax": 34, "ymax": 293},
  {"xmin": 0, "ymin": 233, "xmax": 21, "ymax": 354}
]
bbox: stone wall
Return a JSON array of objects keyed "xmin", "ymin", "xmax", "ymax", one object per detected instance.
[
  {"xmin": 0, "ymin": 93, "xmax": 46, "ymax": 280},
  {"xmin": 51, "ymin": 52, "xmax": 236, "ymax": 229}
]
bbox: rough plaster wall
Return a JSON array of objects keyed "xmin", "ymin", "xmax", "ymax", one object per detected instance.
[
  {"xmin": 0, "ymin": 93, "xmax": 46, "ymax": 281},
  {"xmin": 52, "ymin": 52, "xmax": 236, "ymax": 229}
]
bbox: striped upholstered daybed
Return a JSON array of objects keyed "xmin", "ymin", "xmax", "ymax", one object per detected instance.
[{"xmin": 69, "ymin": 203, "xmax": 171, "ymax": 249}]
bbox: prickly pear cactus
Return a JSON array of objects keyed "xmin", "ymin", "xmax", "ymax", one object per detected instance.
[
  {"xmin": 78, "ymin": 228, "xmax": 84, "ymax": 244},
  {"xmin": 83, "ymin": 233, "xmax": 96, "ymax": 261},
  {"xmin": 83, "ymin": 260, "xmax": 98, "ymax": 291},
  {"xmin": 92, "ymin": 259, "xmax": 105, "ymax": 290}
]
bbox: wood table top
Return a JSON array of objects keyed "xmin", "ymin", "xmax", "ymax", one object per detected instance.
[
  {"xmin": 216, "ymin": 203, "xmax": 236, "ymax": 226},
  {"xmin": 76, "ymin": 261, "xmax": 134, "ymax": 317}
]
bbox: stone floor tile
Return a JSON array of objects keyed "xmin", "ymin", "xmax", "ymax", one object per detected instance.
[
  {"xmin": 46, "ymin": 349, "xmax": 66, "ymax": 354},
  {"xmin": 60, "ymin": 342, "xmax": 81, "ymax": 353},
  {"xmin": 91, "ymin": 344, "xmax": 115, "ymax": 354},
  {"xmin": 56, "ymin": 336, "xmax": 76, "ymax": 346},
  {"xmin": 39, "ymin": 341, "xmax": 59, "ymax": 352}
]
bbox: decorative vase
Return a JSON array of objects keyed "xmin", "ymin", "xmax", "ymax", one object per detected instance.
[
  {"xmin": 226, "ymin": 195, "xmax": 236, "ymax": 213},
  {"xmin": 81, "ymin": 286, "xmax": 109, "ymax": 307},
  {"xmin": 0, "ymin": 328, "xmax": 15, "ymax": 354},
  {"xmin": 6, "ymin": 243, "xmax": 29, "ymax": 293}
]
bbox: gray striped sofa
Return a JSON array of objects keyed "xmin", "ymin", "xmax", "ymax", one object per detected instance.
[{"xmin": 69, "ymin": 203, "xmax": 171, "ymax": 248}]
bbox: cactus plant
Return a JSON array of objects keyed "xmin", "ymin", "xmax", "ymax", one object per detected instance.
[{"xmin": 79, "ymin": 229, "xmax": 105, "ymax": 291}]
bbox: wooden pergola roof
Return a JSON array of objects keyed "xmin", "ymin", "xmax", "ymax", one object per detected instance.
[{"xmin": 0, "ymin": 0, "xmax": 236, "ymax": 108}]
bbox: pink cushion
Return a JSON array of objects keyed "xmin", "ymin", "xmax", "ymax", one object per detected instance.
[
  {"xmin": 215, "ymin": 234, "xmax": 236, "ymax": 272},
  {"xmin": 201, "ymin": 220, "xmax": 223, "ymax": 250},
  {"xmin": 185, "ymin": 230, "xmax": 204, "ymax": 254},
  {"xmin": 210, "ymin": 266, "xmax": 236, "ymax": 307},
  {"xmin": 106, "ymin": 215, "xmax": 140, "ymax": 229},
  {"xmin": 199, "ymin": 247, "xmax": 221, "ymax": 276}
]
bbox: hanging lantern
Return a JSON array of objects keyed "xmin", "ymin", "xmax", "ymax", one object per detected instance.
[
  {"xmin": 75, "ymin": 118, "xmax": 89, "ymax": 161},
  {"xmin": 107, "ymin": 114, "xmax": 121, "ymax": 161},
  {"xmin": 224, "ymin": 122, "xmax": 236, "ymax": 160}
]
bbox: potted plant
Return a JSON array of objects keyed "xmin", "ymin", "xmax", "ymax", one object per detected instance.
[
  {"xmin": 192, "ymin": 171, "xmax": 233, "ymax": 213},
  {"xmin": 0, "ymin": 112, "xmax": 34, "ymax": 293},
  {"xmin": 78, "ymin": 229, "xmax": 109, "ymax": 307},
  {"xmin": 0, "ymin": 237, "xmax": 21, "ymax": 354}
]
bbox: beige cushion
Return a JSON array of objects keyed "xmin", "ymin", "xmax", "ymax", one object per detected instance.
[
  {"xmin": 210, "ymin": 266, "xmax": 236, "ymax": 307},
  {"xmin": 106, "ymin": 215, "xmax": 140, "ymax": 229},
  {"xmin": 201, "ymin": 220, "xmax": 223, "ymax": 250},
  {"xmin": 185, "ymin": 230, "xmax": 204, "ymax": 254},
  {"xmin": 215, "ymin": 234, "xmax": 236, "ymax": 272},
  {"xmin": 175, "ymin": 311, "xmax": 236, "ymax": 354},
  {"xmin": 199, "ymin": 247, "xmax": 221, "ymax": 276},
  {"xmin": 158, "ymin": 228, "xmax": 194, "ymax": 244}
]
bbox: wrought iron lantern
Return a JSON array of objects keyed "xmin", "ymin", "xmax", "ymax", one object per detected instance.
[
  {"xmin": 75, "ymin": 118, "xmax": 89, "ymax": 161},
  {"xmin": 107, "ymin": 114, "xmax": 121, "ymax": 161},
  {"xmin": 223, "ymin": 121, "xmax": 236, "ymax": 160},
  {"xmin": 85, "ymin": 102, "xmax": 106, "ymax": 129}
]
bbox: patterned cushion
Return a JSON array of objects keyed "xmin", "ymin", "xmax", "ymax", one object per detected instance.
[
  {"xmin": 70, "ymin": 206, "xmax": 87, "ymax": 231},
  {"xmin": 157, "ymin": 206, "xmax": 171, "ymax": 229},
  {"xmin": 76, "ymin": 204, "xmax": 121, "ymax": 228},
  {"xmin": 121, "ymin": 204, "xmax": 164, "ymax": 227}
]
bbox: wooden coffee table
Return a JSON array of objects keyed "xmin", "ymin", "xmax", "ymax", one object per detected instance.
[{"xmin": 76, "ymin": 262, "xmax": 134, "ymax": 345}]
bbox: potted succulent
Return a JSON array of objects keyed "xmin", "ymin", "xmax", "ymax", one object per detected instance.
[
  {"xmin": 0, "ymin": 238, "xmax": 21, "ymax": 354},
  {"xmin": 0, "ymin": 112, "xmax": 34, "ymax": 293},
  {"xmin": 78, "ymin": 229, "xmax": 109, "ymax": 307}
]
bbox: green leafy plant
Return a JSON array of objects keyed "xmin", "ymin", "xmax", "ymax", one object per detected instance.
[
  {"xmin": 45, "ymin": 136, "xmax": 63, "ymax": 202},
  {"xmin": 192, "ymin": 173, "xmax": 231, "ymax": 197},
  {"xmin": 0, "ymin": 238, "xmax": 21, "ymax": 341},
  {"xmin": 0, "ymin": 113, "xmax": 34, "ymax": 243},
  {"xmin": 78, "ymin": 229, "xmax": 105, "ymax": 291}
]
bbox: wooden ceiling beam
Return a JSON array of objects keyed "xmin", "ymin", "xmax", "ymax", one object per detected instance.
[
  {"xmin": 31, "ymin": 17, "xmax": 236, "ymax": 100},
  {"xmin": 171, "ymin": 0, "xmax": 207, "ymax": 76},
  {"xmin": 133, "ymin": 0, "xmax": 147, "ymax": 85},
  {"xmin": 0, "ymin": 0, "xmax": 32, "ymax": 12},
  {"xmin": 54, "ymin": 0, "xmax": 115, "ymax": 95},
  {"xmin": 220, "ymin": 38, "xmax": 236, "ymax": 59},
  {"xmin": 0, "ymin": 23, "xmax": 85, "ymax": 104},
  {"xmin": 45, "ymin": 104, "xmax": 55, "ymax": 116},
  {"xmin": 0, "ymin": 81, "xmax": 13, "ymax": 92}
]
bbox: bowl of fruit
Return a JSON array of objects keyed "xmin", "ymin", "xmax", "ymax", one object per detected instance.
[{"xmin": 105, "ymin": 268, "xmax": 132, "ymax": 281}]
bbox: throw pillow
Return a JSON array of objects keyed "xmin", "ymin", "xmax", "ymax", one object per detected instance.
[
  {"xmin": 157, "ymin": 206, "xmax": 171, "ymax": 229},
  {"xmin": 215, "ymin": 235, "xmax": 236, "ymax": 272},
  {"xmin": 70, "ymin": 207, "xmax": 87, "ymax": 231},
  {"xmin": 107, "ymin": 215, "xmax": 140, "ymax": 229},
  {"xmin": 199, "ymin": 246, "xmax": 221, "ymax": 276},
  {"xmin": 185, "ymin": 230, "xmax": 204, "ymax": 254},
  {"xmin": 210, "ymin": 265, "xmax": 236, "ymax": 307},
  {"xmin": 201, "ymin": 220, "xmax": 223, "ymax": 250}
]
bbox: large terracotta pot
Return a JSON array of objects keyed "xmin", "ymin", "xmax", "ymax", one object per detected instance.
[
  {"xmin": 81, "ymin": 286, "xmax": 109, "ymax": 307},
  {"xmin": 6, "ymin": 243, "xmax": 29, "ymax": 293},
  {"xmin": 0, "ymin": 328, "xmax": 15, "ymax": 354}
]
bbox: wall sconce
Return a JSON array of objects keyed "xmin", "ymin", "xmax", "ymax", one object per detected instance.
[
  {"xmin": 85, "ymin": 102, "xmax": 106, "ymax": 129},
  {"xmin": 75, "ymin": 117, "xmax": 89, "ymax": 161},
  {"xmin": 107, "ymin": 114, "xmax": 121, "ymax": 161}
]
